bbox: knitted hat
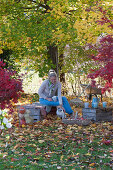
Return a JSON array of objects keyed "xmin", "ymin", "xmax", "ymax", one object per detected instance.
[{"xmin": 48, "ymin": 69, "xmax": 57, "ymax": 78}]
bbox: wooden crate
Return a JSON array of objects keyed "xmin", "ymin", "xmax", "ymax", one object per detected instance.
[
  {"xmin": 82, "ymin": 107, "xmax": 113, "ymax": 121},
  {"xmin": 23, "ymin": 104, "xmax": 43, "ymax": 122}
]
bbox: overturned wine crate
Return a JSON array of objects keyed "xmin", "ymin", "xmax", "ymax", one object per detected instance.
[
  {"xmin": 82, "ymin": 107, "xmax": 113, "ymax": 121},
  {"xmin": 17, "ymin": 102, "xmax": 43, "ymax": 124},
  {"xmin": 22, "ymin": 102, "xmax": 43, "ymax": 122}
]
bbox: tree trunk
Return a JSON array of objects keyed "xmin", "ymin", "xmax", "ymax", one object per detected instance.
[
  {"xmin": 47, "ymin": 46, "xmax": 66, "ymax": 84},
  {"xmin": 59, "ymin": 54, "xmax": 67, "ymax": 95},
  {"xmin": 47, "ymin": 45, "xmax": 59, "ymax": 76},
  {"xmin": 59, "ymin": 54, "xmax": 65, "ymax": 83}
]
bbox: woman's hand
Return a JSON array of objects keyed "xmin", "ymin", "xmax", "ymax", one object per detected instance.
[{"xmin": 46, "ymin": 97, "xmax": 53, "ymax": 101}]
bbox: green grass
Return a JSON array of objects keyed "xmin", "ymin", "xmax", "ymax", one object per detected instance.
[{"xmin": 0, "ymin": 120, "xmax": 112, "ymax": 170}]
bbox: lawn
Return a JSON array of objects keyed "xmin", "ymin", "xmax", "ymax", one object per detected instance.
[{"xmin": 0, "ymin": 115, "xmax": 113, "ymax": 170}]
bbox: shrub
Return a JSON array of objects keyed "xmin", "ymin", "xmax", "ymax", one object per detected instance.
[{"xmin": 0, "ymin": 61, "xmax": 23, "ymax": 113}]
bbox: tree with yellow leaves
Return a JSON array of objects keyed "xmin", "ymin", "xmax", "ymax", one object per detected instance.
[{"xmin": 0, "ymin": 0, "xmax": 112, "ymax": 80}]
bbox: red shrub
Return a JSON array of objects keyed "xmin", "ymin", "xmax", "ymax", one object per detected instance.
[
  {"xmin": 0, "ymin": 61, "xmax": 23, "ymax": 113},
  {"xmin": 88, "ymin": 7, "xmax": 113, "ymax": 93}
]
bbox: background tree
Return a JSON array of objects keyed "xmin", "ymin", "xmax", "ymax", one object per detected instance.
[
  {"xmin": 0, "ymin": 0, "xmax": 79, "ymax": 77},
  {"xmin": 88, "ymin": 6, "xmax": 113, "ymax": 93},
  {"xmin": 0, "ymin": 0, "xmax": 112, "ymax": 85}
]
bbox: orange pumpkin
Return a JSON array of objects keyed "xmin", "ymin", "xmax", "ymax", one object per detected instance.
[{"xmin": 19, "ymin": 106, "xmax": 26, "ymax": 114}]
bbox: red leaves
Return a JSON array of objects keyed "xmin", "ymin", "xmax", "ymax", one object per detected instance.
[
  {"xmin": 91, "ymin": 80, "xmax": 96, "ymax": 87},
  {"xmin": 0, "ymin": 61, "xmax": 6, "ymax": 67},
  {"xmin": 88, "ymin": 35, "xmax": 113, "ymax": 93},
  {"xmin": 97, "ymin": 7, "xmax": 113, "ymax": 29},
  {"xmin": 98, "ymin": 7, "xmax": 107, "ymax": 15},
  {"xmin": 0, "ymin": 61, "xmax": 23, "ymax": 112},
  {"xmin": 88, "ymin": 6, "xmax": 113, "ymax": 93},
  {"xmin": 102, "ymin": 140, "xmax": 112, "ymax": 145}
]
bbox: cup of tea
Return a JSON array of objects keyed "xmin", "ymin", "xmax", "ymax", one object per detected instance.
[
  {"xmin": 93, "ymin": 102, "xmax": 98, "ymax": 108},
  {"xmin": 103, "ymin": 102, "xmax": 107, "ymax": 108},
  {"xmin": 84, "ymin": 102, "xmax": 89, "ymax": 108}
]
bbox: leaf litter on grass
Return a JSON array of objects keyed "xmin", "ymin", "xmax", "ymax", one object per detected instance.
[{"xmin": 0, "ymin": 96, "xmax": 113, "ymax": 169}]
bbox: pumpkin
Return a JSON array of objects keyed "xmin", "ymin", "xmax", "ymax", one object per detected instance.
[{"xmin": 19, "ymin": 106, "xmax": 26, "ymax": 114}]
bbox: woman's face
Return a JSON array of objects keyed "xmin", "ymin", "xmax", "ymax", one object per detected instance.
[{"xmin": 50, "ymin": 76, "xmax": 57, "ymax": 84}]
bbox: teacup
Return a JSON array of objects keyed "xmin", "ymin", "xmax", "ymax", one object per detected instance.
[
  {"xmin": 93, "ymin": 102, "xmax": 98, "ymax": 108},
  {"xmin": 103, "ymin": 102, "xmax": 107, "ymax": 108},
  {"xmin": 84, "ymin": 102, "xmax": 89, "ymax": 108}
]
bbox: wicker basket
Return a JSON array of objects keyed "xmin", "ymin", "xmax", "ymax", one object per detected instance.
[{"xmin": 62, "ymin": 118, "xmax": 91, "ymax": 126}]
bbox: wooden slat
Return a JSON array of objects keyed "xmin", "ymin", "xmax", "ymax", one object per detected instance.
[
  {"xmin": 18, "ymin": 104, "xmax": 43, "ymax": 123},
  {"xmin": 82, "ymin": 108, "xmax": 113, "ymax": 121}
]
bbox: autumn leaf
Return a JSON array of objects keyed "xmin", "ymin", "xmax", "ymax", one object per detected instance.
[
  {"xmin": 14, "ymin": 143, "xmax": 20, "ymax": 149},
  {"xmin": 89, "ymin": 163, "xmax": 95, "ymax": 166},
  {"xmin": 38, "ymin": 140, "xmax": 45, "ymax": 143}
]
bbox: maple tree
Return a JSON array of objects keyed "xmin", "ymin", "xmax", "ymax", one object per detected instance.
[
  {"xmin": 0, "ymin": 1, "xmax": 111, "ymax": 74},
  {"xmin": 0, "ymin": 0, "xmax": 79, "ymax": 77},
  {"xmin": 0, "ymin": 61, "xmax": 23, "ymax": 112},
  {"xmin": 88, "ymin": 6, "xmax": 113, "ymax": 93},
  {"xmin": 0, "ymin": 0, "xmax": 112, "ymax": 88}
]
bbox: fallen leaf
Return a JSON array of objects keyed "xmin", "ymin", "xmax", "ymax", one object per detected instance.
[
  {"xmin": 89, "ymin": 163, "xmax": 95, "ymax": 166},
  {"xmin": 102, "ymin": 140, "xmax": 112, "ymax": 145},
  {"xmin": 60, "ymin": 155, "xmax": 64, "ymax": 161},
  {"xmin": 36, "ymin": 147, "xmax": 40, "ymax": 151},
  {"xmin": 14, "ymin": 143, "xmax": 20, "ymax": 149},
  {"xmin": 85, "ymin": 153, "xmax": 91, "ymax": 156},
  {"xmin": 109, "ymin": 150, "xmax": 113, "ymax": 152},
  {"xmin": 38, "ymin": 140, "xmax": 45, "ymax": 143}
]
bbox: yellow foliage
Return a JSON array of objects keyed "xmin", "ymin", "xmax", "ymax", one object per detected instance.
[
  {"xmin": 1, "ymin": 0, "xmax": 113, "ymax": 52},
  {"xmin": 0, "ymin": 49, "xmax": 3, "ymax": 54},
  {"xmin": 15, "ymin": 59, "xmax": 19, "ymax": 63},
  {"xmin": 73, "ymin": 5, "xmax": 113, "ymax": 43}
]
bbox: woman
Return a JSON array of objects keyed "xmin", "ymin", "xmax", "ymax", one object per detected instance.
[{"xmin": 38, "ymin": 69, "xmax": 73, "ymax": 116}]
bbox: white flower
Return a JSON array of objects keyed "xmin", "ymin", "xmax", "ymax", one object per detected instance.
[
  {"xmin": 6, "ymin": 122, "xmax": 12, "ymax": 128},
  {"xmin": 0, "ymin": 125, "xmax": 4, "ymax": 129},
  {"xmin": 0, "ymin": 110, "xmax": 12, "ymax": 129},
  {"xmin": 3, "ymin": 117, "xmax": 8, "ymax": 124}
]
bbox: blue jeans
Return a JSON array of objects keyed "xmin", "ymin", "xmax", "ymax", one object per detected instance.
[{"xmin": 39, "ymin": 96, "xmax": 73, "ymax": 115}]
